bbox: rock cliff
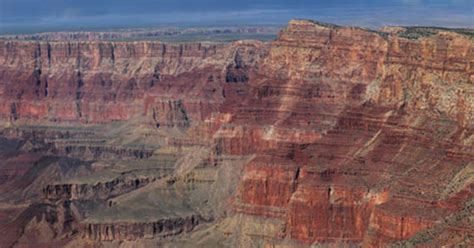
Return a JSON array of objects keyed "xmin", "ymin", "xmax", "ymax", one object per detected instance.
[{"xmin": 0, "ymin": 20, "xmax": 472, "ymax": 247}]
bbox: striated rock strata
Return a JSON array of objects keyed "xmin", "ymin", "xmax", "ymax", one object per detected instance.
[{"xmin": 0, "ymin": 19, "xmax": 472, "ymax": 247}]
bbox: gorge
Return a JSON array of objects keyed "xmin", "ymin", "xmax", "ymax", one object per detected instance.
[{"xmin": 0, "ymin": 20, "xmax": 473, "ymax": 247}]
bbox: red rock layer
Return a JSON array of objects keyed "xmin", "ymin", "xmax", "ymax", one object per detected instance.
[
  {"xmin": 0, "ymin": 20, "xmax": 472, "ymax": 246},
  {"xmin": 0, "ymin": 41, "xmax": 227, "ymax": 124},
  {"xmin": 225, "ymin": 20, "xmax": 473, "ymax": 246}
]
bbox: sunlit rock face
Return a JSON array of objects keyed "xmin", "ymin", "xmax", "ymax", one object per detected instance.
[{"xmin": 0, "ymin": 20, "xmax": 472, "ymax": 247}]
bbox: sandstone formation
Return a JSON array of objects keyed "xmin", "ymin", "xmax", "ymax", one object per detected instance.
[{"xmin": 0, "ymin": 20, "xmax": 472, "ymax": 247}]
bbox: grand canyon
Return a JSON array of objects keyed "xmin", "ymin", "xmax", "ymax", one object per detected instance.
[{"xmin": 0, "ymin": 19, "xmax": 473, "ymax": 247}]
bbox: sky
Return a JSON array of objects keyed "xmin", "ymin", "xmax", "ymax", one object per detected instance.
[{"xmin": 0, "ymin": 0, "xmax": 472, "ymax": 34}]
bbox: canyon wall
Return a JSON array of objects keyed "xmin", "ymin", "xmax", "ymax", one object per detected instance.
[
  {"xmin": 228, "ymin": 20, "xmax": 473, "ymax": 247},
  {"xmin": 0, "ymin": 20, "xmax": 472, "ymax": 247}
]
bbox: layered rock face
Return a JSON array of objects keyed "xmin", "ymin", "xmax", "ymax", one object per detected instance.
[
  {"xmin": 0, "ymin": 20, "xmax": 472, "ymax": 247},
  {"xmin": 228, "ymin": 20, "xmax": 473, "ymax": 247},
  {"xmin": 0, "ymin": 41, "xmax": 225, "ymax": 123}
]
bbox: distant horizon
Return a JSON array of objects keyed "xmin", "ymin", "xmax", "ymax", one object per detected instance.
[
  {"xmin": 3, "ymin": 19, "xmax": 474, "ymax": 38},
  {"xmin": 1, "ymin": 0, "xmax": 472, "ymax": 35}
]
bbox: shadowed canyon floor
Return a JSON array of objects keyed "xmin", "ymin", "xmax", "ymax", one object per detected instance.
[{"xmin": 0, "ymin": 20, "xmax": 473, "ymax": 247}]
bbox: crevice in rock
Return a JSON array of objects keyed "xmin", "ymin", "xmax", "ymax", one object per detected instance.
[
  {"xmin": 75, "ymin": 71, "xmax": 84, "ymax": 118},
  {"xmin": 47, "ymin": 42, "xmax": 52, "ymax": 67},
  {"xmin": 10, "ymin": 102, "xmax": 18, "ymax": 121},
  {"xmin": 44, "ymin": 79, "xmax": 49, "ymax": 97},
  {"xmin": 110, "ymin": 44, "xmax": 115, "ymax": 66}
]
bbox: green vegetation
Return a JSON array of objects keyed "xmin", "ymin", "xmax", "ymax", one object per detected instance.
[
  {"xmin": 397, "ymin": 26, "xmax": 474, "ymax": 40},
  {"xmin": 297, "ymin": 19, "xmax": 340, "ymax": 29},
  {"xmin": 397, "ymin": 27, "xmax": 438, "ymax": 40}
]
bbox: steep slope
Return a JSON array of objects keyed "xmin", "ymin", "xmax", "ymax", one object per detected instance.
[{"xmin": 0, "ymin": 20, "xmax": 472, "ymax": 247}]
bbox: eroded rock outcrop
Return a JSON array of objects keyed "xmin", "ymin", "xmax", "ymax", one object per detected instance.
[
  {"xmin": 83, "ymin": 215, "xmax": 204, "ymax": 241},
  {"xmin": 226, "ymin": 20, "xmax": 473, "ymax": 246},
  {"xmin": 0, "ymin": 19, "xmax": 472, "ymax": 247},
  {"xmin": 43, "ymin": 177, "xmax": 155, "ymax": 201}
]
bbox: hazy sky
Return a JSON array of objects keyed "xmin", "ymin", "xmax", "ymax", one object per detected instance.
[{"xmin": 0, "ymin": 0, "xmax": 472, "ymax": 34}]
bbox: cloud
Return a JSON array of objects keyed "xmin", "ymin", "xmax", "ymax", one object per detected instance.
[
  {"xmin": 62, "ymin": 8, "xmax": 82, "ymax": 18},
  {"xmin": 400, "ymin": 0, "xmax": 423, "ymax": 4}
]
